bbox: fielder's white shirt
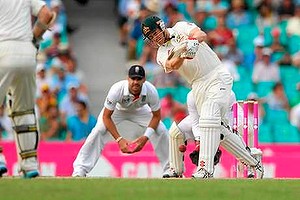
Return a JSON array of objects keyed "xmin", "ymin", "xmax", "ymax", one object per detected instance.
[
  {"xmin": 156, "ymin": 21, "xmax": 222, "ymax": 84},
  {"xmin": 0, "ymin": 0, "xmax": 45, "ymax": 42},
  {"xmin": 104, "ymin": 80, "xmax": 161, "ymax": 112}
]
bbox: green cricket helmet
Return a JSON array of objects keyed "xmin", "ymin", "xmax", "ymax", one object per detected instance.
[{"xmin": 141, "ymin": 15, "xmax": 165, "ymax": 39}]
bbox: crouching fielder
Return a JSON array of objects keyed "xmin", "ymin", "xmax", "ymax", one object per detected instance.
[
  {"xmin": 73, "ymin": 65, "xmax": 170, "ymax": 177},
  {"xmin": 0, "ymin": 0, "xmax": 55, "ymax": 178},
  {"xmin": 166, "ymin": 91, "xmax": 263, "ymax": 178}
]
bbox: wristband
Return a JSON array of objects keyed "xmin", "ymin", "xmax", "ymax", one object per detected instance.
[
  {"xmin": 144, "ymin": 127, "xmax": 155, "ymax": 139},
  {"xmin": 116, "ymin": 136, "xmax": 123, "ymax": 143}
]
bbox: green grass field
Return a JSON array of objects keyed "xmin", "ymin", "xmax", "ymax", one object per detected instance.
[{"xmin": 0, "ymin": 178, "xmax": 299, "ymax": 200}]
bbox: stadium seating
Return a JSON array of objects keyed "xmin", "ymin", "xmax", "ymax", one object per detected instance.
[
  {"xmin": 232, "ymin": 81, "xmax": 254, "ymax": 100},
  {"xmin": 288, "ymin": 35, "xmax": 300, "ymax": 55},
  {"xmin": 258, "ymin": 123, "xmax": 273, "ymax": 143},
  {"xmin": 235, "ymin": 25, "xmax": 259, "ymax": 55},
  {"xmin": 254, "ymin": 81, "xmax": 276, "ymax": 97},
  {"xmin": 264, "ymin": 109, "xmax": 289, "ymax": 125},
  {"xmin": 273, "ymin": 124, "xmax": 300, "ymax": 143}
]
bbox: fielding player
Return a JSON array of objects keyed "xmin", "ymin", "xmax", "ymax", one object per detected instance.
[
  {"xmin": 73, "ymin": 65, "xmax": 170, "ymax": 177},
  {"xmin": 141, "ymin": 15, "xmax": 263, "ymax": 178},
  {"xmin": 0, "ymin": 0, "xmax": 55, "ymax": 178}
]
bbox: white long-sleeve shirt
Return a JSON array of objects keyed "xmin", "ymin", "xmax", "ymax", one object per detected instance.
[{"xmin": 0, "ymin": 0, "xmax": 45, "ymax": 42}]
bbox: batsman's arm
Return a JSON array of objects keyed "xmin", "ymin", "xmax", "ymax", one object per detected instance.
[
  {"xmin": 165, "ymin": 56, "xmax": 185, "ymax": 72},
  {"xmin": 189, "ymin": 27, "xmax": 207, "ymax": 43}
]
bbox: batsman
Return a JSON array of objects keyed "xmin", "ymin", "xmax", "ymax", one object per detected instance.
[{"xmin": 142, "ymin": 15, "xmax": 264, "ymax": 178}]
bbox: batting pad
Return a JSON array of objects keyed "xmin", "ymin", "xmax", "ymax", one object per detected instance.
[
  {"xmin": 11, "ymin": 110, "xmax": 39, "ymax": 171},
  {"xmin": 220, "ymin": 125, "xmax": 258, "ymax": 167},
  {"xmin": 169, "ymin": 122, "xmax": 185, "ymax": 176},
  {"xmin": 197, "ymin": 101, "xmax": 221, "ymax": 174}
]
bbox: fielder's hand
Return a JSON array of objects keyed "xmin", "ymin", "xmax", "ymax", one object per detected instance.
[
  {"xmin": 117, "ymin": 138, "xmax": 133, "ymax": 154},
  {"xmin": 130, "ymin": 136, "xmax": 149, "ymax": 153}
]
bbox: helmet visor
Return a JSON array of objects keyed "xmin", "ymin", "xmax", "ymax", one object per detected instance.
[{"xmin": 143, "ymin": 29, "xmax": 166, "ymax": 48}]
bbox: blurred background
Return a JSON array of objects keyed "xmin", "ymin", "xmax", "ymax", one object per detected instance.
[{"xmin": 1, "ymin": 0, "xmax": 300, "ymax": 178}]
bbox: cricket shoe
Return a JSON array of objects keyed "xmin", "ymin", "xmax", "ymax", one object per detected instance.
[
  {"xmin": 0, "ymin": 162, "xmax": 8, "ymax": 177},
  {"xmin": 192, "ymin": 168, "xmax": 213, "ymax": 179},
  {"xmin": 247, "ymin": 166, "xmax": 255, "ymax": 178},
  {"xmin": 22, "ymin": 170, "xmax": 39, "ymax": 179},
  {"xmin": 250, "ymin": 148, "xmax": 264, "ymax": 179},
  {"xmin": 162, "ymin": 169, "xmax": 182, "ymax": 178},
  {"xmin": 72, "ymin": 171, "xmax": 87, "ymax": 177}
]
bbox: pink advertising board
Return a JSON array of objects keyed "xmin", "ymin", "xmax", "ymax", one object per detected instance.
[{"xmin": 1, "ymin": 141, "xmax": 299, "ymax": 178}]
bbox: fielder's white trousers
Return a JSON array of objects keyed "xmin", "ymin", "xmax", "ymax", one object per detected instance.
[{"xmin": 73, "ymin": 107, "xmax": 170, "ymax": 177}]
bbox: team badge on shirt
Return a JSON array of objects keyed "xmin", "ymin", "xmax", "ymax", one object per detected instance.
[{"xmin": 121, "ymin": 96, "xmax": 130, "ymax": 104}]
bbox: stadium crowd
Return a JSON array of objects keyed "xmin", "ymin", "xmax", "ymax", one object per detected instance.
[
  {"xmin": 116, "ymin": 0, "xmax": 300, "ymax": 143},
  {"xmin": 0, "ymin": 0, "xmax": 300, "ymax": 144}
]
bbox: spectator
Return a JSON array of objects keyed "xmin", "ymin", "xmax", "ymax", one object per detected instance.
[
  {"xmin": 252, "ymin": 48, "xmax": 280, "ymax": 83},
  {"xmin": 226, "ymin": 39, "xmax": 244, "ymax": 66},
  {"xmin": 66, "ymin": 100, "xmax": 97, "ymax": 141},
  {"xmin": 244, "ymin": 35, "xmax": 265, "ymax": 69},
  {"xmin": 36, "ymin": 84, "xmax": 58, "ymax": 117},
  {"xmin": 160, "ymin": 93, "xmax": 187, "ymax": 121},
  {"xmin": 193, "ymin": 6, "xmax": 209, "ymax": 32},
  {"xmin": 39, "ymin": 105, "xmax": 66, "ymax": 141},
  {"xmin": 43, "ymin": 32, "xmax": 63, "ymax": 60},
  {"xmin": 59, "ymin": 82, "xmax": 88, "ymax": 125},
  {"xmin": 162, "ymin": 2, "xmax": 184, "ymax": 28},
  {"xmin": 208, "ymin": 14, "xmax": 234, "ymax": 48},
  {"xmin": 269, "ymin": 27, "xmax": 287, "ymax": 53},
  {"xmin": 265, "ymin": 82, "xmax": 290, "ymax": 111},
  {"xmin": 117, "ymin": 0, "xmax": 130, "ymax": 46},
  {"xmin": 60, "ymin": 53, "xmax": 88, "ymax": 95},
  {"xmin": 152, "ymin": 69, "xmax": 184, "ymax": 88},
  {"xmin": 226, "ymin": 0, "xmax": 253, "ymax": 29},
  {"xmin": 36, "ymin": 63, "xmax": 51, "ymax": 98},
  {"xmin": 49, "ymin": 60, "xmax": 80, "ymax": 102},
  {"xmin": 277, "ymin": 0, "xmax": 295, "ymax": 21},
  {"xmin": 127, "ymin": 3, "xmax": 154, "ymax": 60},
  {"xmin": 204, "ymin": 0, "xmax": 229, "ymax": 17},
  {"xmin": 253, "ymin": 36, "xmax": 265, "ymax": 64},
  {"xmin": 256, "ymin": 2, "xmax": 278, "ymax": 32},
  {"xmin": 286, "ymin": 5, "xmax": 300, "ymax": 36}
]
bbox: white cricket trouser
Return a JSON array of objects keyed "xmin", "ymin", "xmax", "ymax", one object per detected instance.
[
  {"xmin": 73, "ymin": 107, "xmax": 170, "ymax": 176},
  {"xmin": 192, "ymin": 66, "xmax": 233, "ymax": 175},
  {"xmin": 0, "ymin": 40, "xmax": 38, "ymax": 172}
]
